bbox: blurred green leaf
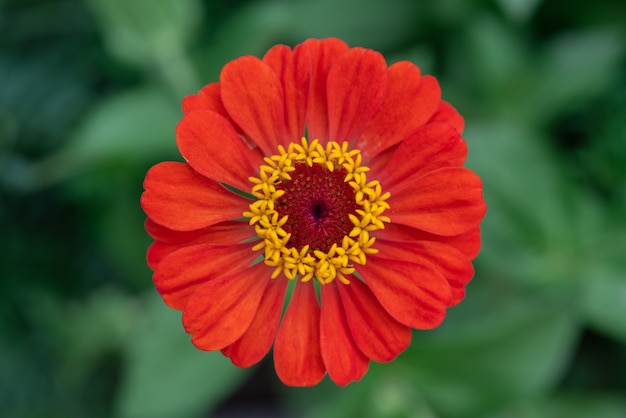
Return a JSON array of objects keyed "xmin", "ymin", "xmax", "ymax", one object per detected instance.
[
  {"xmin": 281, "ymin": 365, "xmax": 439, "ymax": 418},
  {"xmin": 487, "ymin": 393, "xmax": 626, "ymax": 418},
  {"xmin": 58, "ymin": 289, "xmax": 137, "ymax": 379},
  {"xmin": 402, "ymin": 280, "xmax": 579, "ymax": 417},
  {"xmin": 288, "ymin": 0, "xmax": 420, "ymax": 50},
  {"xmin": 96, "ymin": 178, "xmax": 153, "ymax": 289},
  {"xmin": 464, "ymin": 121, "xmax": 584, "ymax": 285},
  {"xmin": 31, "ymin": 86, "xmax": 179, "ymax": 188},
  {"xmin": 306, "ymin": 374, "xmax": 438, "ymax": 418},
  {"xmin": 66, "ymin": 86, "xmax": 179, "ymax": 160},
  {"xmin": 462, "ymin": 14, "xmax": 527, "ymax": 94},
  {"xmin": 496, "ymin": 0, "xmax": 543, "ymax": 23},
  {"xmin": 115, "ymin": 293, "xmax": 251, "ymax": 418},
  {"xmin": 87, "ymin": 0, "xmax": 202, "ymax": 95},
  {"xmin": 190, "ymin": 1, "xmax": 294, "ymax": 83},
  {"xmin": 87, "ymin": 0, "xmax": 200, "ymax": 65},
  {"xmin": 529, "ymin": 29, "xmax": 624, "ymax": 124},
  {"xmin": 535, "ymin": 393, "xmax": 626, "ymax": 418},
  {"xmin": 581, "ymin": 268, "xmax": 626, "ymax": 343}
]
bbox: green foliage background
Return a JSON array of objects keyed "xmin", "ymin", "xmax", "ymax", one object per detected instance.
[{"xmin": 1, "ymin": 0, "xmax": 625, "ymax": 417}]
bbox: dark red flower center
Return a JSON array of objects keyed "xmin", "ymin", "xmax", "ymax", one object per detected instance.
[{"xmin": 276, "ymin": 163, "xmax": 357, "ymax": 252}]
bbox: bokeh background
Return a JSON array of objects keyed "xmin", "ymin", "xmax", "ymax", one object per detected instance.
[{"xmin": 1, "ymin": 0, "xmax": 626, "ymax": 417}]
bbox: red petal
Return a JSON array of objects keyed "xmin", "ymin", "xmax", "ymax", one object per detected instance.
[
  {"xmin": 378, "ymin": 224, "xmax": 482, "ymax": 259},
  {"xmin": 376, "ymin": 239, "xmax": 474, "ymax": 306},
  {"xmin": 222, "ymin": 278, "xmax": 288, "ymax": 367},
  {"xmin": 387, "ymin": 167, "xmax": 486, "ymax": 236},
  {"xmin": 145, "ymin": 221, "xmax": 254, "ymax": 270},
  {"xmin": 358, "ymin": 255, "xmax": 451, "ymax": 329},
  {"xmin": 377, "ymin": 123, "xmax": 468, "ymax": 190},
  {"xmin": 337, "ymin": 278, "xmax": 412, "ymax": 362},
  {"xmin": 176, "ymin": 110, "xmax": 261, "ymax": 191},
  {"xmin": 443, "ymin": 226, "xmax": 482, "ymax": 259},
  {"xmin": 428, "ymin": 100, "xmax": 465, "ymax": 134},
  {"xmin": 366, "ymin": 143, "xmax": 396, "ymax": 178},
  {"xmin": 147, "ymin": 242, "xmax": 168, "ymax": 270},
  {"xmin": 153, "ymin": 243, "xmax": 258, "ymax": 310},
  {"xmin": 320, "ymin": 284, "xmax": 369, "ymax": 386},
  {"xmin": 141, "ymin": 162, "xmax": 249, "ymax": 231},
  {"xmin": 358, "ymin": 62, "xmax": 441, "ymax": 160},
  {"xmin": 263, "ymin": 44, "xmax": 311, "ymax": 142},
  {"xmin": 220, "ymin": 56, "xmax": 285, "ymax": 154},
  {"xmin": 182, "ymin": 82, "xmax": 226, "ymax": 116},
  {"xmin": 302, "ymin": 38, "xmax": 349, "ymax": 142},
  {"xmin": 145, "ymin": 218, "xmax": 254, "ymax": 245},
  {"xmin": 274, "ymin": 281, "xmax": 326, "ymax": 386},
  {"xmin": 183, "ymin": 261, "xmax": 270, "ymax": 351},
  {"xmin": 327, "ymin": 47, "xmax": 387, "ymax": 144}
]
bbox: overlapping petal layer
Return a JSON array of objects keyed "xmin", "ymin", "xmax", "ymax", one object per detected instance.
[
  {"xmin": 146, "ymin": 220, "xmax": 253, "ymax": 270},
  {"xmin": 141, "ymin": 162, "xmax": 250, "ymax": 231},
  {"xmin": 222, "ymin": 278, "xmax": 288, "ymax": 367},
  {"xmin": 183, "ymin": 261, "xmax": 270, "ymax": 351},
  {"xmin": 387, "ymin": 167, "xmax": 486, "ymax": 236},
  {"xmin": 274, "ymin": 281, "xmax": 326, "ymax": 386},
  {"xmin": 357, "ymin": 61, "xmax": 441, "ymax": 160},
  {"xmin": 153, "ymin": 243, "xmax": 258, "ymax": 310},
  {"xmin": 320, "ymin": 284, "xmax": 370, "ymax": 386}
]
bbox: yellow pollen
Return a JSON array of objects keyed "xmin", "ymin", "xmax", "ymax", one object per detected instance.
[{"xmin": 243, "ymin": 138, "xmax": 391, "ymax": 285}]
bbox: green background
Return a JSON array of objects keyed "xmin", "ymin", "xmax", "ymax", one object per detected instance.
[{"xmin": 1, "ymin": 0, "xmax": 625, "ymax": 417}]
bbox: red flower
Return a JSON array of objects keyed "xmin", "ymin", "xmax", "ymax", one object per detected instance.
[{"xmin": 141, "ymin": 38, "xmax": 486, "ymax": 386}]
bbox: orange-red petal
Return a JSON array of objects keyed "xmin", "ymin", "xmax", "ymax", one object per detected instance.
[
  {"xmin": 182, "ymin": 82, "xmax": 225, "ymax": 115},
  {"xmin": 326, "ymin": 47, "xmax": 387, "ymax": 144},
  {"xmin": 222, "ymin": 277, "xmax": 288, "ymax": 368},
  {"xmin": 387, "ymin": 167, "xmax": 486, "ymax": 236},
  {"xmin": 145, "ymin": 218, "xmax": 254, "ymax": 245},
  {"xmin": 145, "ymin": 220, "xmax": 254, "ymax": 270},
  {"xmin": 337, "ymin": 278, "xmax": 412, "ymax": 362},
  {"xmin": 183, "ymin": 261, "xmax": 270, "ymax": 351},
  {"xmin": 153, "ymin": 243, "xmax": 257, "ymax": 310},
  {"xmin": 375, "ymin": 239, "xmax": 474, "ymax": 306},
  {"xmin": 263, "ymin": 44, "xmax": 311, "ymax": 143},
  {"xmin": 302, "ymin": 38, "xmax": 349, "ymax": 142},
  {"xmin": 320, "ymin": 284, "xmax": 369, "ymax": 386},
  {"xmin": 377, "ymin": 224, "xmax": 482, "ymax": 260},
  {"xmin": 141, "ymin": 162, "xmax": 249, "ymax": 231},
  {"xmin": 428, "ymin": 100, "xmax": 465, "ymax": 134},
  {"xmin": 358, "ymin": 61, "xmax": 441, "ymax": 160},
  {"xmin": 376, "ymin": 123, "xmax": 467, "ymax": 189},
  {"xmin": 220, "ymin": 56, "xmax": 285, "ymax": 154},
  {"xmin": 274, "ymin": 281, "xmax": 326, "ymax": 386},
  {"xmin": 176, "ymin": 110, "xmax": 261, "ymax": 191},
  {"xmin": 358, "ymin": 255, "xmax": 451, "ymax": 329}
]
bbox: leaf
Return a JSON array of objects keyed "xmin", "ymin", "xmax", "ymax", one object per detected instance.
[
  {"xmin": 68, "ymin": 86, "xmax": 179, "ymax": 160},
  {"xmin": 463, "ymin": 14, "xmax": 527, "ymax": 92},
  {"xmin": 496, "ymin": 0, "xmax": 543, "ymax": 22},
  {"xmin": 401, "ymin": 280, "xmax": 580, "ymax": 417},
  {"xmin": 464, "ymin": 121, "xmax": 583, "ymax": 285},
  {"xmin": 488, "ymin": 393, "xmax": 626, "ymax": 418},
  {"xmin": 281, "ymin": 366, "xmax": 439, "ymax": 418},
  {"xmin": 115, "ymin": 293, "xmax": 251, "ymax": 418},
  {"xmin": 289, "ymin": 0, "xmax": 420, "ymax": 50},
  {"xmin": 537, "ymin": 393, "xmax": 626, "ymax": 418},
  {"xmin": 529, "ymin": 29, "xmax": 624, "ymax": 123},
  {"xmin": 581, "ymin": 267, "xmax": 626, "ymax": 343},
  {"xmin": 32, "ymin": 86, "xmax": 180, "ymax": 187},
  {"xmin": 86, "ymin": 0, "xmax": 202, "ymax": 68}
]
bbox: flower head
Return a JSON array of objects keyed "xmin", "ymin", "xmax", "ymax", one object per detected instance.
[{"xmin": 141, "ymin": 38, "xmax": 486, "ymax": 386}]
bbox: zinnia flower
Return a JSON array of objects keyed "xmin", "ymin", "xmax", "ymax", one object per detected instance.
[{"xmin": 141, "ymin": 38, "xmax": 486, "ymax": 386}]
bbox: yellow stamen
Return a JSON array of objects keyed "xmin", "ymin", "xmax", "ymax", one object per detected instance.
[{"xmin": 244, "ymin": 138, "xmax": 390, "ymax": 285}]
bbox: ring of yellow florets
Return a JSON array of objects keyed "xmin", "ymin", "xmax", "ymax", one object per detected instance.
[{"xmin": 243, "ymin": 138, "xmax": 390, "ymax": 285}]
